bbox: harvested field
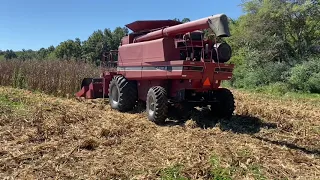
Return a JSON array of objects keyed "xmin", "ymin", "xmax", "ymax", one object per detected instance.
[{"xmin": 0, "ymin": 86, "xmax": 319, "ymax": 179}]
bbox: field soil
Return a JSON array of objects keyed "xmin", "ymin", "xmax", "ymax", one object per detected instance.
[{"xmin": 0, "ymin": 86, "xmax": 319, "ymax": 179}]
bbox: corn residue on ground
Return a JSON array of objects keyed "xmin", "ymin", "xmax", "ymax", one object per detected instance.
[{"xmin": 0, "ymin": 86, "xmax": 319, "ymax": 179}]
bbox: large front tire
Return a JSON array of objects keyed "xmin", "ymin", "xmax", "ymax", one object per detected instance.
[
  {"xmin": 146, "ymin": 86, "xmax": 168, "ymax": 124},
  {"xmin": 108, "ymin": 75, "xmax": 137, "ymax": 112},
  {"xmin": 210, "ymin": 88, "xmax": 235, "ymax": 118}
]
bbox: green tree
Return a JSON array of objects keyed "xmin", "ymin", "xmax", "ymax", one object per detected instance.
[
  {"xmin": 172, "ymin": 18, "xmax": 190, "ymax": 23},
  {"xmin": 82, "ymin": 30, "xmax": 108, "ymax": 63},
  {"xmin": 54, "ymin": 38, "xmax": 82, "ymax": 60},
  {"xmin": 82, "ymin": 27, "xmax": 128, "ymax": 64},
  {"xmin": 4, "ymin": 50, "xmax": 17, "ymax": 60},
  {"xmin": 225, "ymin": 0, "xmax": 320, "ymax": 93},
  {"xmin": 47, "ymin": 45, "xmax": 55, "ymax": 53},
  {"xmin": 181, "ymin": 18, "xmax": 191, "ymax": 23},
  {"xmin": 37, "ymin": 48, "xmax": 48, "ymax": 59},
  {"xmin": 20, "ymin": 49, "xmax": 32, "ymax": 60}
]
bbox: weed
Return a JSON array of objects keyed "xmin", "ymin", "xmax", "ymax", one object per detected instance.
[
  {"xmin": 160, "ymin": 164, "xmax": 188, "ymax": 180},
  {"xmin": 249, "ymin": 164, "xmax": 267, "ymax": 180},
  {"xmin": 209, "ymin": 154, "xmax": 232, "ymax": 180},
  {"xmin": 0, "ymin": 94, "xmax": 24, "ymax": 109}
]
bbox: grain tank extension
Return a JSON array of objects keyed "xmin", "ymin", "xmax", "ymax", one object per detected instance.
[{"xmin": 76, "ymin": 14, "xmax": 235, "ymax": 124}]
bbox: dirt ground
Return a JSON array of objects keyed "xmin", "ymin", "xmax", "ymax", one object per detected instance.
[{"xmin": 0, "ymin": 86, "xmax": 319, "ymax": 180}]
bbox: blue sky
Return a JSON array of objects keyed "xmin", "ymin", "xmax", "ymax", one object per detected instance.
[{"xmin": 0, "ymin": 0, "xmax": 244, "ymax": 51}]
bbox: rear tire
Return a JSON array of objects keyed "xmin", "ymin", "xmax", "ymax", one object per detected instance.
[
  {"xmin": 146, "ymin": 86, "xmax": 168, "ymax": 124},
  {"xmin": 108, "ymin": 75, "xmax": 137, "ymax": 112},
  {"xmin": 210, "ymin": 88, "xmax": 235, "ymax": 118}
]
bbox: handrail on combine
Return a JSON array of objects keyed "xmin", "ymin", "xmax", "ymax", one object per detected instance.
[{"xmin": 101, "ymin": 50, "xmax": 118, "ymax": 74}]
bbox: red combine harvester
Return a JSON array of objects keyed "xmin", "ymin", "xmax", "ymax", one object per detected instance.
[{"xmin": 76, "ymin": 14, "xmax": 235, "ymax": 124}]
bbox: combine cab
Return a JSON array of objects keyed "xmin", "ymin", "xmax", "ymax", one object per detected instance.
[{"xmin": 76, "ymin": 14, "xmax": 235, "ymax": 124}]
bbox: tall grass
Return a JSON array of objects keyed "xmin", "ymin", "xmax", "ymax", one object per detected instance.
[{"xmin": 0, "ymin": 59, "xmax": 100, "ymax": 96}]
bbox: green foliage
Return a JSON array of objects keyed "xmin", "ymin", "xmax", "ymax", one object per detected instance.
[
  {"xmin": 227, "ymin": 0, "xmax": 320, "ymax": 94},
  {"xmin": 82, "ymin": 27, "xmax": 128, "ymax": 64},
  {"xmin": 4, "ymin": 50, "xmax": 17, "ymax": 60},
  {"xmin": 249, "ymin": 164, "xmax": 267, "ymax": 180},
  {"xmin": 19, "ymin": 49, "xmax": 36, "ymax": 60},
  {"xmin": 288, "ymin": 57, "xmax": 320, "ymax": 93},
  {"xmin": 2, "ymin": 26, "xmax": 128, "ymax": 64},
  {"xmin": 55, "ymin": 38, "xmax": 82, "ymax": 60},
  {"xmin": 172, "ymin": 18, "xmax": 191, "ymax": 23},
  {"xmin": 160, "ymin": 164, "xmax": 187, "ymax": 180},
  {"xmin": 209, "ymin": 154, "xmax": 232, "ymax": 180},
  {"xmin": 208, "ymin": 151, "xmax": 268, "ymax": 180},
  {"xmin": 12, "ymin": 67, "xmax": 27, "ymax": 89},
  {"xmin": 0, "ymin": 94, "xmax": 24, "ymax": 109},
  {"xmin": 82, "ymin": 30, "xmax": 109, "ymax": 63}
]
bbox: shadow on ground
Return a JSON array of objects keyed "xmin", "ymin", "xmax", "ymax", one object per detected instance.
[
  {"xmin": 110, "ymin": 100, "xmax": 319, "ymax": 156},
  {"xmin": 253, "ymin": 136, "xmax": 320, "ymax": 156},
  {"xmin": 164, "ymin": 107, "xmax": 277, "ymax": 135},
  {"xmin": 127, "ymin": 102, "xmax": 277, "ymax": 135},
  {"xmin": 165, "ymin": 108, "xmax": 320, "ymax": 156}
]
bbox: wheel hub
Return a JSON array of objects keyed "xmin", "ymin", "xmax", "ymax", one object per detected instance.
[
  {"xmin": 148, "ymin": 96, "xmax": 155, "ymax": 116},
  {"xmin": 111, "ymin": 85, "xmax": 119, "ymax": 104}
]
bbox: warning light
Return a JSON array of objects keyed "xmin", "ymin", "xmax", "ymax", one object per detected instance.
[{"xmin": 203, "ymin": 77, "xmax": 211, "ymax": 86}]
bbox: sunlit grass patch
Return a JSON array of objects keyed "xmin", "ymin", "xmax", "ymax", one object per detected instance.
[
  {"xmin": 160, "ymin": 164, "xmax": 187, "ymax": 180},
  {"xmin": 0, "ymin": 94, "xmax": 25, "ymax": 110}
]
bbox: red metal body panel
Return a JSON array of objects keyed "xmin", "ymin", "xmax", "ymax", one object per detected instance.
[
  {"xmin": 118, "ymin": 38, "xmax": 180, "ymax": 64},
  {"xmin": 118, "ymin": 60, "xmax": 233, "ymax": 80},
  {"xmin": 77, "ymin": 81, "xmax": 103, "ymax": 99},
  {"xmin": 76, "ymin": 73, "xmax": 116, "ymax": 99},
  {"xmin": 116, "ymin": 59, "xmax": 233, "ymax": 101},
  {"xmin": 102, "ymin": 73, "xmax": 114, "ymax": 95},
  {"xmin": 75, "ymin": 86, "xmax": 89, "ymax": 98}
]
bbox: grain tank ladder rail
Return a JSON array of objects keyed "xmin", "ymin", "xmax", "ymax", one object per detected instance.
[{"xmin": 101, "ymin": 50, "xmax": 118, "ymax": 71}]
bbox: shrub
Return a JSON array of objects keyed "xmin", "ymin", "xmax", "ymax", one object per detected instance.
[
  {"xmin": 255, "ymin": 82, "xmax": 292, "ymax": 95},
  {"xmin": 307, "ymin": 73, "xmax": 320, "ymax": 93},
  {"xmin": 288, "ymin": 57, "xmax": 320, "ymax": 93},
  {"xmin": 229, "ymin": 54, "xmax": 320, "ymax": 94},
  {"xmin": 230, "ymin": 61, "xmax": 291, "ymax": 89}
]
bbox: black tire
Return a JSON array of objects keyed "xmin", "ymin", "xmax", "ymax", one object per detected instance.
[
  {"xmin": 108, "ymin": 75, "xmax": 137, "ymax": 112},
  {"xmin": 146, "ymin": 86, "xmax": 168, "ymax": 124},
  {"xmin": 210, "ymin": 88, "xmax": 235, "ymax": 118}
]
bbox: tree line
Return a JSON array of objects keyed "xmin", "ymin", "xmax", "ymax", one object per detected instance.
[
  {"xmin": 1, "ymin": 26, "xmax": 129, "ymax": 64},
  {"xmin": 1, "ymin": 18, "xmax": 191, "ymax": 63},
  {"xmin": 1, "ymin": 0, "xmax": 319, "ymax": 94}
]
